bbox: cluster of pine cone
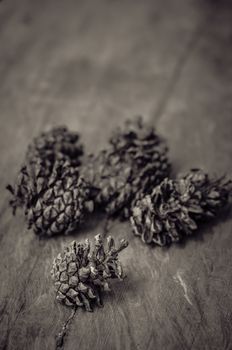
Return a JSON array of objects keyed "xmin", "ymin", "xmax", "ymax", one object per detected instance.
[
  {"xmin": 6, "ymin": 117, "xmax": 232, "ymax": 311},
  {"xmin": 7, "ymin": 119, "xmax": 231, "ymax": 245},
  {"xmin": 7, "ymin": 118, "xmax": 170, "ymax": 237}
]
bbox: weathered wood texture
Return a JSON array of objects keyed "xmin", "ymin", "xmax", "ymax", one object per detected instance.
[{"xmin": 0, "ymin": 0, "xmax": 232, "ymax": 349}]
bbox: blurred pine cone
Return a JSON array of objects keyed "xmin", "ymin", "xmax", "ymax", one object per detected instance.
[
  {"xmin": 51, "ymin": 234, "xmax": 128, "ymax": 311},
  {"xmin": 131, "ymin": 169, "xmax": 231, "ymax": 246},
  {"xmin": 7, "ymin": 126, "xmax": 84, "ymax": 213},
  {"xmin": 81, "ymin": 117, "xmax": 170, "ymax": 218},
  {"xmin": 8, "ymin": 160, "xmax": 94, "ymax": 236},
  {"xmin": 6, "ymin": 126, "xmax": 96, "ymax": 236},
  {"xmin": 26, "ymin": 160, "xmax": 95, "ymax": 236},
  {"xmin": 26, "ymin": 126, "xmax": 83, "ymax": 167}
]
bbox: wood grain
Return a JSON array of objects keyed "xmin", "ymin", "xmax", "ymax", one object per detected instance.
[{"xmin": 0, "ymin": 0, "xmax": 232, "ymax": 349}]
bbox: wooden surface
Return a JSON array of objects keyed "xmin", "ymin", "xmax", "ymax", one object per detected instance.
[{"xmin": 0, "ymin": 0, "xmax": 232, "ymax": 349}]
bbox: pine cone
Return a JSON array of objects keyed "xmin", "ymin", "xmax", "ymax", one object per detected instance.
[
  {"xmin": 26, "ymin": 126, "xmax": 83, "ymax": 167},
  {"xmin": 51, "ymin": 234, "xmax": 128, "ymax": 311},
  {"xmin": 7, "ymin": 126, "xmax": 84, "ymax": 213},
  {"xmin": 7, "ymin": 159, "xmax": 95, "ymax": 236},
  {"xmin": 81, "ymin": 117, "xmax": 170, "ymax": 219},
  {"xmin": 6, "ymin": 126, "xmax": 93, "ymax": 236},
  {"xmin": 26, "ymin": 160, "xmax": 95, "ymax": 236},
  {"xmin": 131, "ymin": 169, "xmax": 231, "ymax": 246}
]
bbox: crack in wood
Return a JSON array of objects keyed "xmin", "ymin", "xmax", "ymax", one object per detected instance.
[
  {"xmin": 152, "ymin": 11, "xmax": 214, "ymax": 124},
  {"xmin": 2, "ymin": 242, "xmax": 45, "ymax": 350}
]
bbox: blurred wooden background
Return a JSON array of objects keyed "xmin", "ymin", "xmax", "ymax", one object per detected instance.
[{"xmin": 0, "ymin": 0, "xmax": 232, "ymax": 349}]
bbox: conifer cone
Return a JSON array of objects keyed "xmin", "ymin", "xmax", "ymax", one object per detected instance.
[
  {"xmin": 8, "ymin": 160, "xmax": 95, "ymax": 236},
  {"xmin": 7, "ymin": 126, "xmax": 84, "ymax": 214},
  {"xmin": 7, "ymin": 159, "xmax": 95, "ymax": 236},
  {"xmin": 26, "ymin": 126, "xmax": 83, "ymax": 167},
  {"xmin": 131, "ymin": 169, "xmax": 231, "ymax": 246},
  {"xmin": 25, "ymin": 160, "xmax": 95, "ymax": 236},
  {"xmin": 81, "ymin": 117, "xmax": 170, "ymax": 218},
  {"xmin": 51, "ymin": 234, "xmax": 128, "ymax": 311}
]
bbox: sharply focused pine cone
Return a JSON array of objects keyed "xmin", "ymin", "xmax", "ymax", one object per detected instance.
[
  {"xmin": 81, "ymin": 117, "xmax": 170, "ymax": 218},
  {"xmin": 7, "ymin": 126, "xmax": 84, "ymax": 213},
  {"xmin": 131, "ymin": 169, "xmax": 231, "ymax": 246},
  {"xmin": 51, "ymin": 234, "xmax": 128, "ymax": 311}
]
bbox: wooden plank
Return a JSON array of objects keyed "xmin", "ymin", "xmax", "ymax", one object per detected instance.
[{"xmin": 0, "ymin": 0, "xmax": 231, "ymax": 349}]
